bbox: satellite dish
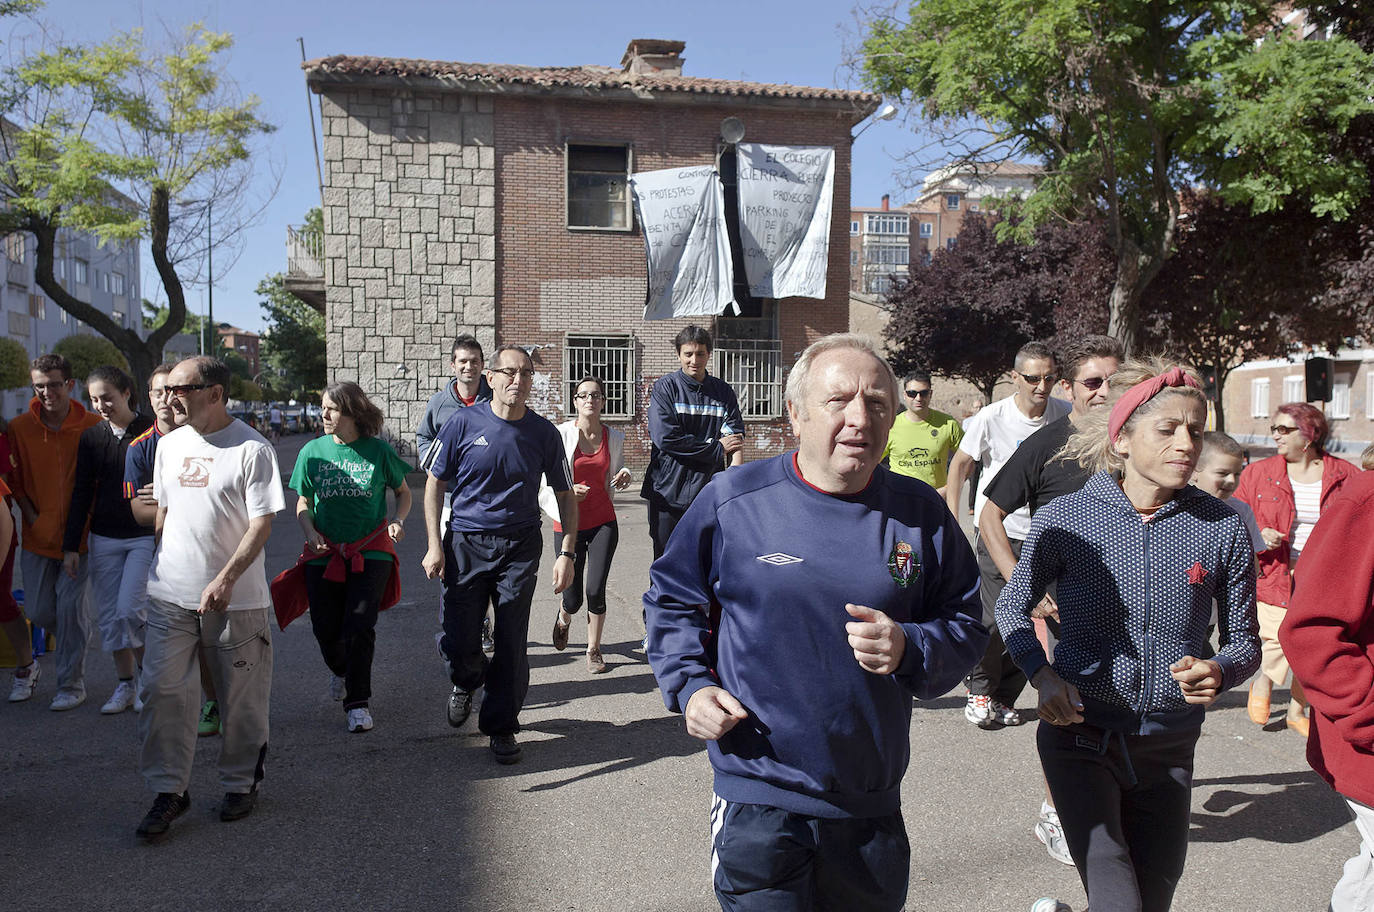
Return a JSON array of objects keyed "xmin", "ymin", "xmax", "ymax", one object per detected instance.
[{"xmin": 720, "ymin": 117, "xmax": 746, "ymax": 144}]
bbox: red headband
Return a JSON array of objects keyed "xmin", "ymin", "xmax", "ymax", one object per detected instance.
[{"xmin": 1108, "ymin": 367, "xmax": 1201, "ymax": 442}]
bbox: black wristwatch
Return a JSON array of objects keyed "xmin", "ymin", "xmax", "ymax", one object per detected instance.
[{"xmin": 558, "ymin": 550, "xmax": 575, "ymax": 560}]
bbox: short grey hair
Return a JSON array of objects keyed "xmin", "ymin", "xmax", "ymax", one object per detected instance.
[{"xmin": 784, "ymin": 333, "xmax": 899, "ymax": 410}]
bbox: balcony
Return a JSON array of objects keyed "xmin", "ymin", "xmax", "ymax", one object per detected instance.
[{"xmin": 283, "ymin": 224, "xmax": 325, "ymax": 313}]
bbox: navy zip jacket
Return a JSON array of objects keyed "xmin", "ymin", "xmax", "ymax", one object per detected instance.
[
  {"xmin": 63, "ymin": 416, "xmax": 154, "ymax": 550},
  {"xmin": 639, "ymin": 370, "xmax": 744, "ymax": 510},
  {"xmin": 996, "ymin": 471, "xmax": 1260, "ymax": 736},
  {"xmin": 645, "ymin": 454, "xmax": 987, "ymax": 818}
]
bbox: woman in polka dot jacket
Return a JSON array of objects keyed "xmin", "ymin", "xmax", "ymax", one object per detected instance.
[{"xmin": 995, "ymin": 359, "xmax": 1260, "ymax": 912}]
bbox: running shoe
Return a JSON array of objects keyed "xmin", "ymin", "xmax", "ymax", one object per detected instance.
[
  {"xmin": 1035, "ymin": 807, "xmax": 1075, "ymax": 866},
  {"xmin": 481, "ymin": 617, "xmax": 495, "ymax": 655},
  {"xmin": 136, "ymin": 790, "xmax": 190, "ymax": 841},
  {"xmin": 346, "ymin": 707, "xmax": 374, "ymax": 733},
  {"xmin": 552, "ymin": 613, "xmax": 570, "ymax": 651},
  {"xmin": 198, "ymin": 699, "xmax": 221, "ymax": 737},
  {"xmin": 49, "ymin": 688, "xmax": 86, "ymax": 712},
  {"xmin": 964, "ymin": 693, "xmax": 997, "ymax": 729},
  {"xmin": 328, "ymin": 674, "xmax": 345, "ymax": 701},
  {"xmin": 447, "ymin": 686, "xmax": 473, "ymax": 728},
  {"xmin": 990, "ymin": 699, "xmax": 1026, "ymax": 726},
  {"xmin": 489, "ymin": 733, "xmax": 521, "ymax": 764},
  {"xmin": 101, "ymin": 679, "xmax": 137, "ymax": 714},
  {"xmin": 8, "ymin": 662, "xmax": 39, "ymax": 702}
]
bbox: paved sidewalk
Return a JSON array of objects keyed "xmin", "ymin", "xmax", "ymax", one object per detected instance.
[{"xmin": 0, "ymin": 434, "xmax": 1352, "ymax": 910}]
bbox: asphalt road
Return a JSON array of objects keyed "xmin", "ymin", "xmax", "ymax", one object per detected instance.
[{"xmin": 0, "ymin": 434, "xmax": 1350, "ymax": 911}]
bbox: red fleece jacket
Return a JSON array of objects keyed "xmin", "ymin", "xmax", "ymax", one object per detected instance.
[
  {"xmin": 1281, "ymin": 472, "xmax": 1374, "ymax": 808},
  {"xmin": 270, "ymin": 522, "xmax": 401, "ymax": 631}
]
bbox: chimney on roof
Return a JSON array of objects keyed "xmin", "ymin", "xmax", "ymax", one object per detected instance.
[
  {"xmin": 621, "ymin": 39, "xmax": 686, "ymax": 77},
  {"xmin": 881, "ymin": 194, "xmax": 890, "ymax": 211}
]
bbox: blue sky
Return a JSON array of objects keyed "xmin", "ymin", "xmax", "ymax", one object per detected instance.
[{"xmin": 40, "ymin": 0, "xmax": 925, "ymax": 332}]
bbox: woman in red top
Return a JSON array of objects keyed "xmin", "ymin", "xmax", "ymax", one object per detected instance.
[
  {"xmin": 1235, "ymin": 402, "xmax": 1358, "ymax": 736},
  {"xmin": 540, "ymin": 377, "xmax": 631, "ymax": 674}
]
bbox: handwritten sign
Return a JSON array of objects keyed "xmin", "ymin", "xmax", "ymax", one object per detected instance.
[
  {"xmin": 736, "ymin": 144, "xmax": 834, "ymax": 300},
  {"xmin": 630, "ymin": 165, "xmax": 737, "ymax": 321}
]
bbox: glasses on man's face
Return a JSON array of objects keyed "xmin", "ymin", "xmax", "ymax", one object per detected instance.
[
  {"xmin": 574, "ymin": 392, "xmax": 605, "ymax": 401},
  {"xmin": 1074, "ymin": 377, "xmax": 1107, "ymax": 390},
  {"xmin": 904, "ymin": 389, "xmax": 932, "ymax": 399},
  {"xmin": 1017, "ymin": 372, "xmax": 1057, "ymax": 386},
  {"xmin": 167, "ymin": 383, "xmax": 209, "ymax": 398},
  {"xmin": 488, "ymin": 367, "xmax": 534, "ymax": 380},
  {"xmin": 1270, "ymin": 424, "xmax": 1300, "ymax": 436},
  {"xmin": 32, "ymin": 380, "xmax": 67, "ymax": 393}
]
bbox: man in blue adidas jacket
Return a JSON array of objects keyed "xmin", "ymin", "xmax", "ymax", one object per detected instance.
[
  {"xmin": 640, "ymin": 325, "xmax": 745, "ymax": 559},
  {"xmin": 646, "ymin": 333, "xmax": 987, "ymax": 911}
]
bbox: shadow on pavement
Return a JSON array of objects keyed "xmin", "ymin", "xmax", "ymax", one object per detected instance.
[{"xmin": 1190, "ymin": 769, "xmax": 1349, "ymax": 843}]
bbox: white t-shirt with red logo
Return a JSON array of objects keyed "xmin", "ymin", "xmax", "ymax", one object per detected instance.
[{"xmin": 147, "ymin": 419, "xmax": 285, "ymax": 611}]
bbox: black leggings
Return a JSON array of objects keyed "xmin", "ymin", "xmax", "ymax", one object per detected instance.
[
  {"xmin": 1038, "ymin": 721, "xmax": 1200, "ymax": 912},
  {"xmin": 304, "ymin": 559, "xmax": 390, "ymax": 710},
  {"xmin": 553, "ymin": 521, "xmax": 618, "ymax": 616}
]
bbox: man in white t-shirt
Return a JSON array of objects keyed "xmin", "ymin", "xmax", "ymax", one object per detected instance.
[
  {"xmin": 945, "ymin": 341, "xmax": 1070, "ymax": 730},
  {"xmin": 135, "ymin": 356, "xmax": 285, "ymax": 842}
]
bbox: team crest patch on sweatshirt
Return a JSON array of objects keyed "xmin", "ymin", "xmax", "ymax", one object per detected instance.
[{"xmin": 887, "ymin": 541, "xmax": 919, "ymax": 587}]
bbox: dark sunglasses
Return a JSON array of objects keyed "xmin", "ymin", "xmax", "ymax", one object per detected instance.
[
  {"xmin": 1017, "ymin": 372, "xmax": 1057, "ymax": 386},
  {"xmin": 167, "ymin": 383, "xmax": 209, "ymax": 397},
  {"xmin": 1074, "ymin": 377, "xmax": 1106, "ymax": 390},
  {"xmin": 904, "ymin": 389, "xmax": 932, "ymax": 398},
  {"xmin": 1270, "ymin": 424, "xmax": 1300, "ymax": 436}
]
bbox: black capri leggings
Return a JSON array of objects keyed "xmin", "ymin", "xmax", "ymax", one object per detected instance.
[{"xmin": 553, "ymin": 521, "xmax": 619, "ymax": 616}]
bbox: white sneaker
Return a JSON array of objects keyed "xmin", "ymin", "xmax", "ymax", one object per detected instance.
[
  {"xmin": 965, "ymin": 693, "xmax": 996, "ymax": 728},
  {"xmin": 328, "ymin": 674, "xmax": 346, "ymax": 701},
  {"xmin": 49, "ymin": 689, "xmax": 87, "ymax": 712},
  {"xmin": 1035, "ymin": 808, "xmax": 1075, "ymax": 866},
  {"xmin": 133, "ymin": 674, "xmax": 144, "ymax": 713},
  {"xmin": 346, "ymin": 707, "xmax": 373, "ymax": 733},
  {"xmin": 101, "ymin": 680, "xmax": 137, "ymax": 714},
  {"xmin": 8, "ymin": 662, "xmax": 39, "ymax": 702},
  {"xmin": 989, "ymin": 699, "xmax": 1026, "ymax": 726}
]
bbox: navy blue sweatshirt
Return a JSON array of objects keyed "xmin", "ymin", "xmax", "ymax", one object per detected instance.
[
  {"xmin": 645, "ymin": 454, "xmax": 987, "ymax": 818},
  {"xmin": 996, "ymin": 471, "xmax": 1260, "ymax": 735},
  {"xmin": 639, "ymin": 370, "xmax": 744, "ymax": 510}
]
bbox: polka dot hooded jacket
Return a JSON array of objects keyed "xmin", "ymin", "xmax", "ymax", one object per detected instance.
[{"xmin": 995, "ymin": 471, "xmax": 1261, "ymax": 735}]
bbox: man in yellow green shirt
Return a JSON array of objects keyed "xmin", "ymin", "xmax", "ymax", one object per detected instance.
[{"xmin": 882, "ymin": 370, "xmax": 964, "ymax": 493}]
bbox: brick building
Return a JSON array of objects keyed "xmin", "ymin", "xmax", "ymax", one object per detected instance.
[
  {"xmin": 217, "ymin": 325, "xmax": 261, "ymax": 376},
  {"xmin": 301, "ymin": 40, "xmax": 877, "ymax": 464},
  {"xmin": 1223, "ymin": 349, "xmax": 1373, "ymax": 461}
]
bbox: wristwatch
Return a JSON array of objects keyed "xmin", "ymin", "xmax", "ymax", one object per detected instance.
[{"xmin": 558, "ymin": 550, "xmax": 575, "ymax": 560}]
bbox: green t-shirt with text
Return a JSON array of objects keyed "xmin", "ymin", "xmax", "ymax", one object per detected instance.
[
  {"xmin": 882, "ymin": 409, "xmax": 964, "ymax": 488},
  {"xmin": 289, "ymin": 435, "xmax": 410, "ymax": 562}
]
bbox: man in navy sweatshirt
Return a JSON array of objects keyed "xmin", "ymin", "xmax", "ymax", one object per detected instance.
[
  {"xmin": 646, "ymin": 333, "xmax": 987, "ymax": 911},
  {"xmin": 640, "ymin": 325, "xmax": 745, "ymax": 560}
]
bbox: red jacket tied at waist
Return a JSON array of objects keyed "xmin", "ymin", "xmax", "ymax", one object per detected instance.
[{"xmin": 270, "ymin": 522, "xmax": 401, "ymax": 631}]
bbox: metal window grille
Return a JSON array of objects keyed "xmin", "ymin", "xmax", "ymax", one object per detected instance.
[
  {"xmin": 714, "ymin": 339, "xmax": 782, "ymax": 419},
  {"xmin": 563, "ymin": 334, "xmax": 635, "ymax": 419}
]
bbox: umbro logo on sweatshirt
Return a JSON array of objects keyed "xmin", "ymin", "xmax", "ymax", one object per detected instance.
[
  {"xmin": 473, "ymin": 435, "xmax": 489, "ymax": 446},
  {"xmin": 756, "ymin": 552, "xmax": 803, "ymax": 566}
]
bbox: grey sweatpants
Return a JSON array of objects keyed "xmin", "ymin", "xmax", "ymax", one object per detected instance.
[
  {"xmin": 19, "ymin": 550, "xmax": 90, "ymax": 693},
  {"xmin": 139, "ymin": 599, "xmax": 272, "ymax": 795}
]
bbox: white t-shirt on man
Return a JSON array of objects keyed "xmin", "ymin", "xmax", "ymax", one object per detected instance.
[
  {"xmin": 147, "ymin": 420, "xmax": 285, "ymax": 611},
  {"xmin": 959, "ymin": 393, "xmax": 1071, "ymax": 540}
]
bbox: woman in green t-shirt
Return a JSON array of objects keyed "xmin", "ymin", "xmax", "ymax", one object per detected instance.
[{"xmin": 289, "ymin": 381, "xmax": 412, "ymax": 734}]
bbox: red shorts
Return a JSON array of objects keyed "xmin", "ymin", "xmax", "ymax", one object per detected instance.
[{"xmin": 0, "ymin": 516, "xmax": 19, "ymax": 623}]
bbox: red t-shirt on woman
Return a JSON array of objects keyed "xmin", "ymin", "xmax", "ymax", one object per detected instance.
[{"xmin": 554, "ymin": 436, "xmax": 615, "ymax": 533}]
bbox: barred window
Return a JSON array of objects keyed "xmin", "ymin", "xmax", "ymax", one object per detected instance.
[
  {"xmin": 564, "ymin": 334, "xmax": 635, "ymax": 419},
  {"xmin": 714, "ymin": 338, "xmax": 782, "ymax": 419}
]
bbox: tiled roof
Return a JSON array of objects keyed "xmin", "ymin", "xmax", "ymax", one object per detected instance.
[{"xmin": 303, "ymin": 55, "xmax": 878, "ymax": 105}]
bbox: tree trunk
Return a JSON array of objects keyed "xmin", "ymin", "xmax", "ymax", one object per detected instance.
[{"xmin": 27, "ymin": 190, "xmax": 188, "ymax": 414}]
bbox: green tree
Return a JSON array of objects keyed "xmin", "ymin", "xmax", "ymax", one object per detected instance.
[
  {"xmin": 0, "ymin": 336, "xmax": 29, "ymax": 390},
  {"xmin": 861, "ymin": 1, "xmax": 1374, "ymax": 350},
  {"xmin": 53, "ymin": 333, "xmax": 128, "ymax": 383},
  {"xmin": 0, "ymin": 21, "xmax": 274, "ymax": 408},
  {"xmin": 259, "ymin": 270, "xmax": 325, "ymax": 398}
]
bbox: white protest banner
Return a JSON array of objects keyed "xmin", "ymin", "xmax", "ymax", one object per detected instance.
[
  {"xmin": 630, "ymin": 165, "xmax": 736, "ymax": 321},
  {"xmin": 736, "ymin": 144, "xmax": 835, "ymax": 299}
]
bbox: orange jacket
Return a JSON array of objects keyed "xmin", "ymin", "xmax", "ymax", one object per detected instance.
[{"xmin": 6, "ymin": 397, "xmax": 102, "ymax": 559}]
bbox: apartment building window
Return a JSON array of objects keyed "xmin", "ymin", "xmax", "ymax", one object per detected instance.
[
  {"xmin": 73, "ymin": 258, "xmax": 88, "ymax": 285},
  {"xmin": 850, "ymin": 250, "xmax": 858, "ymax": 266},
  {"xmin": 5, "ymin": 233, "xmax": 25, "ymax": 262},
  {"xmin": 111, "ymin": 272, "xmax": 125, "ymax": 296},
  {"xmin": 1330, "ymin": 374, "xmax": 1352, "ymax": 419},
  {"xmin": 867, "ymin": 246, "xmax": 908, "ymax": 266},
  {"xmin": 918, "ymin": 222, "xmax": 933, "ymax": 238},
  {"xmin": 864, "ymin": 214, "xmax": 908, "ymax": 235},
  {"xmin": 28, "ymin": 293, "xmax": 45, "ymax": 320},
  {"xmin": 946, "ymin": 237, "xmax": 957, "ymax": 250},
  {"xmin": 1250, "ymin": 377, "xmax": 1270, "ymax": 418},
  {"xmin": 716, "ymin": 300, "xmax": 781, "ymax": 419},
  {"xmin": 945, "ymin": 194, "xmax": 960, "ymax": 210},
  {"xmin": 55, "ymin": 258, "xmax": 65, "ymax": 280},
  {"xmin": 567, "ymin": 143, "xmax": 631, "ymax": 230},
  {"xmin": 1283, "ymin": 375, "xmax": 1303, "ymax": 403},
  {"xmin": 850, "ymin": 220, "xmax": 860, "ymax": 236},
  {"xmin": 101, "ymin": 272, "xmax": 110, "ymax": 293},
  {"xmin": 58, "ymin": 307, "xmax": 67, "ymax": 324},
  {"xmin": 563, "ymin": 334, "xmax": 635, "ymax": 419}
]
